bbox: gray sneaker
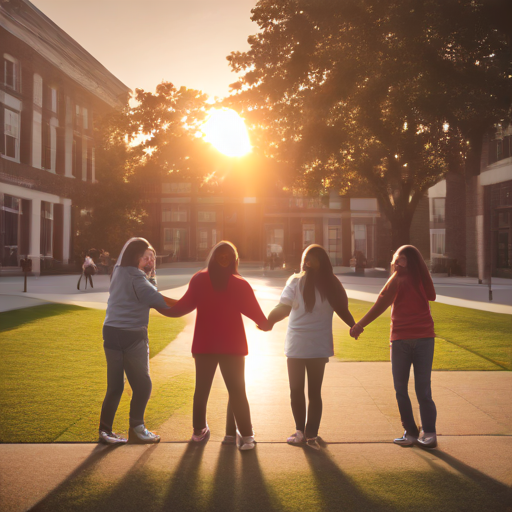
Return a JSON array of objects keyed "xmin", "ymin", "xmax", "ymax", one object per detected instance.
[
  {"xmin": 393, "ymin": 431, "xmax": 418, "ymax": 446},
  {"xmin": 128, "ymin": 424, "xmax": 160, "ymax": 444},
  {"xmin": 98, "ymin": 430, "xmax": 127, "ymax": 445},
  {"xmin": 417, "ymin": 432, "xmax": 437, "ymax": 449}
]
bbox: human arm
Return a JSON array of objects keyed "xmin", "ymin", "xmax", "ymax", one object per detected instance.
[
  {"xmin": 267, "ymin": 303, "xmax": 292, "ymax": 329},
  {"xmin": 156, "ymin": 280, "xmax": 197, "ymax": 317},
  {"xmin": 238, "ymin": 280, "xmax": 270, "ymax": 331},
  {"xmin": 350, "ymin": 273, "xmax": 399, "ymax": 336},
  {"xmin": 330, "ymin": 280, "xmax": 356, "ymax": 328}
]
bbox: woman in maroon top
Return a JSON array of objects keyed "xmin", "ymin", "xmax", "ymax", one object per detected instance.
[
  {"xmin": 350, "ymin": 245, "xmax": 438, "ymax": 448},
  {"xmin": 159, "ymin": 241, "xmax": 268, "ymax": 450}
]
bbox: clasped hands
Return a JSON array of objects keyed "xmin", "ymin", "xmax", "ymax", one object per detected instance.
[{"xmin": 349, "ymin": 323, "xmax": 364, "ymax": 340}]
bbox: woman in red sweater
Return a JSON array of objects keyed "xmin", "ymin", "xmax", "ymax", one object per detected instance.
[
  {"xmin": 159, "ymin": 241, "xmax": 268, "ymax": 450},
  {"xmin": 350, "ymin": 245, "xmax": 438, "ymax": 448}
]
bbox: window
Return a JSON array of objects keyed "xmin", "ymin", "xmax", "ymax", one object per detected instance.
[
  {"xmin": 82, "ymin": 108, "xmax": 88, "ymax": 130},
  {"xmin": 198, "ymin": 211, "xmax": 216, "ymax": 222},
  {"xmin": 198, "ymin": 229, "xmax": 208, "ymax": 250},
  {"xmin": 33, "ymin": 74, "xmax": 43, "ymax": 107},
  {"xmin": 432, "ymin": 198, "xmax": 445, "ymax": 223},
  {"xmin": 162, "ymin": 207, "xmax": 187, "ymax": 222},
  {"xmin": 4, "ymin": 55, "xmax": 20, "ymax": 91},
  {"xmin": 4, "ymin": 108, "xmax": 20, "ymax": 160},
  {"xmin": 303, "ymin": 224, "xmax": 315, "ymax": 247},
  {"xmin": 74, "ymin": 105, "xmax": 82, "ymax": 130},
  {"xmin": 431, "ymin": 232, "xmax": 446, "ymax": 255},
  {"xmin": 42, "ymin": 122, "xmax": 52, "ymax": 170},
  {"xmin": 212, "ymin": 229, "xmax": 218, "ymax": 246},
  {"xmin": 162, "ymin": 183, "xmax": 192, "ymax": 194},
  {"xmin": 50, "ymin": 87, "xmax": 58, "ymax": 113},
  {"xmin": 354, "ymin": 224, "xmax": 366, "ymax": 254},
  {"xmin": 1, "ymin": 195, "xmax": 21, "ymax": 266},
  {"xmin": 40, "ymin": 202, "xmax": 53, "ymax": 257}
]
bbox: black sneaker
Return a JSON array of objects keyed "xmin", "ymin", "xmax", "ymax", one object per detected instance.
[{"xmin": 98, "ymin": 430, "xmax": 127, "ymax": 445}]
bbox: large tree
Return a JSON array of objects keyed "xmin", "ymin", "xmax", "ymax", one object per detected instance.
[{"xmin": 227, "ymin": 0, "xmax": 512, "ymax": 247}]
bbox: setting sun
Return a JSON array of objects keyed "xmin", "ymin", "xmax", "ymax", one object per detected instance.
[{"xmin": 201, "ymin": 108, "xmax": 251, "ymax": 157}]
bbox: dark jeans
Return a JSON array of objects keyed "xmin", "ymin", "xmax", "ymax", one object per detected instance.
[
  {"xmin": 391, "ymin": 337, "xmax": 437, "ymax": 435},
  {"xmin": 194, "ymin": 354, "xmax": 253, "ymax": 437},
  {"xmin": 287, "ymin": 357, "xmax": 328, "ymax": 439},
  {"xmin": 99, "ymin": 325, "xmax": 152, "ymax": 432}
]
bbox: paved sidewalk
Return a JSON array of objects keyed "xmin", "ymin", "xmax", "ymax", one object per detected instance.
[{"xmin": 1, "ymin": 280, "xmax": 511, "ymax": 511}]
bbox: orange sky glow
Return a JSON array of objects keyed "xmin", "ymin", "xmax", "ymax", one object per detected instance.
[{"xmin": 31, "ymin": 0, "xmax": 259, "ymax": 100}]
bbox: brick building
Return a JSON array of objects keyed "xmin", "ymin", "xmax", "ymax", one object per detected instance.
[
  {"xmin": 428, "ymin": 125, "xmax": 512, "ymax": 279},
  {"xmin": 0, "ymin": 0, "xmax": 129, "ymax": 274}
]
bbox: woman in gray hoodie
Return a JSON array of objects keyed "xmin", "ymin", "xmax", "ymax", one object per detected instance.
[{"xmin": 98, "ymin": 238, "xmax": 175, "ymax": 444}]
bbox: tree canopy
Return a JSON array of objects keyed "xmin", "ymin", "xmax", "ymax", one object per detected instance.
[{"xmin": 227, "ymin": 0, "xmax": 512, "ymax": 247}]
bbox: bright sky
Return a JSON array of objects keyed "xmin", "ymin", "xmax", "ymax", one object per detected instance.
[{"xmin": 30, "ymin": 0, "xmax": 259, "ymax": 99}]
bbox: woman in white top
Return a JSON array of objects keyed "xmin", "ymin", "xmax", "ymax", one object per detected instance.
[{"xmin": 268, "ymin": 245, "xmax": 356, "ymax": 446}]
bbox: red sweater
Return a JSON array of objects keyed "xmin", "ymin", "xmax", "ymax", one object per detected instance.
[
  {"xmin": 164, "ymin": 269, "xmax": 267, "ymax": 355},
  {"xmin": 390, "ymin": 274, "xmax": 435, "ymax": 341}
]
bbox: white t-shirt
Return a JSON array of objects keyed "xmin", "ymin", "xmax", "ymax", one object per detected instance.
[{"xmin": 280, "ymin": 276, "xmax": 334, "ymax": 359}]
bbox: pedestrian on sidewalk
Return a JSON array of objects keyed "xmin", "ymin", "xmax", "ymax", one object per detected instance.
[
  {"xmin": 350, "ymin": 245, "xmax": 438, "ymax": 449},
  {"xmin": 158, "ymin": 241, "xmax": 269, "ymax": 451},
  {"xmin": 77, "ymin": 251, "xmax": 97, "ymax": 290},
  {"xmin": 98, "ymin": 237, "xmax": 176, "ymax": 445},
  {"xmin": 266, "ymin": 245, "xmax": 356, "ymax": 448}
]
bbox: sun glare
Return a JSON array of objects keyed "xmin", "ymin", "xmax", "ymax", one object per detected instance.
[{"xmin": 201, "ymin": 108, "xmax": 251, "ymax": 157}]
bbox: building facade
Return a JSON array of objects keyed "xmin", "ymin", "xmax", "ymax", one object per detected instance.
[
  {"xmin": 428, "ymin": 125, "xmax": 512, "ymax": 279},
  {"xmin": 0, "ymin": 0, "xmax": 129, "ymax": 274}
]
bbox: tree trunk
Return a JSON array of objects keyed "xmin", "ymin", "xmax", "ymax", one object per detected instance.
[{"xmin": 390, "ymin": 214, "xmax": 413, "ymax": 253}]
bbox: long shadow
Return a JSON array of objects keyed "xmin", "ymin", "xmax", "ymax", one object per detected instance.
[
  {"xmin": 207, "ymin": 444, "xmax": 237, "ymax": 512},
  {"xmin": 239, "ymin": 447, "xmax": 277, "ymax": 512},
  {"xmin": 303, "ymin": 446, "xmax": 390, "ymax": 512},
  {"xmin": 414, "ymin": 447, "xmax": 512, "ymax": 508},
  {"xmin": 0, "ymin": 304, "xmax": 85, "ymax": 333},
  {"xmin": 29, "ymin": 443, "xmax": 126, "ymax": 511}
]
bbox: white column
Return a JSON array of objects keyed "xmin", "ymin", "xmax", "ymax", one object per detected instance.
[
  {"xmin": 29, "ymin": 198, "xmax": 42, "ymax": 275},
  {"xmin": 62, "ymin": 200, "xmax": 72, "ymax": 264}
]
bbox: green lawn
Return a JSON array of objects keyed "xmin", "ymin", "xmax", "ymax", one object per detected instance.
[
  {"xmin": 0, "ymin": 304, "xmax": 189, "ymax": 443},
  {"xmin": 334, "ymin": 299, "xmax": 512, "ymax": 370}
]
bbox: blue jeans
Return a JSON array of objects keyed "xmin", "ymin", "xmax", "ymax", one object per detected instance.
[
  {"xmin": 391, "ymin": 337, "xmax": 437, "ymax": 435},
  {"xmin": 100, "ymin": 325, "xmax": 151, "ymax": 431}
]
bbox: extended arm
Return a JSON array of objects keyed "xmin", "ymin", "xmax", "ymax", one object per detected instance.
[
  {"xmin": 267, "ymin": 303, "xmax": 292, "ymax": 329},
  {"xmin": 331, "ymin": 281, "xmax": 355, "ymax": 328},
  {"xmin": 351, "ymin": 274, "xmax": 398, "ymax": 338},
  {"xmin": 156, "ymin": 281, "xmax": 197, "ymax": 317},
  {"xmin": 239, "ymin": 281, "xmax": 270, "ymax": 331}
]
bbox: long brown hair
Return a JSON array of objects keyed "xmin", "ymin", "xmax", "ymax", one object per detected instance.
[
  {"xmin": 391, "ymin": 245, "xmax": 424, "ymax": 289},
  {"xmin": 297, "ymin": 244, "xmax": 343, "ymax": 312},
  {"xmin": 206, "ymin": 241, "xmax": 239, "ymax": 291},
  {"xmin": 120, "ymin": 238, "xmax": 155, "ymax": 267}
]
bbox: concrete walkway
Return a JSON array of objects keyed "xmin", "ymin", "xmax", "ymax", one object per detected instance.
[{"xmin": 1, "ymin": 276, "xmax": 511, "ymax": 511}]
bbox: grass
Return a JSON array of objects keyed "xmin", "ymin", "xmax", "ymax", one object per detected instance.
[
  {"xmin": 0, "ymin": 304, "xmax": 189, "ymax": 443},
  {"xmin": 334, "ymin": 299, "xmax": 512, "ymax": 370}
]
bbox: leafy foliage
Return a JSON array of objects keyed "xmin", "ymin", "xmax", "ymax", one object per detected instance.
[{"xmin": 227, "ymin": 0, "xmax": 512, "ymax": 246}]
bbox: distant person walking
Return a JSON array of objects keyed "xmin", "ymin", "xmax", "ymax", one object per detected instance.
[
  {"xmin": 350, "ymin": 245, "xmax": 438, "ymax": 448},
  {"xmin": 77, "ymin": 251, "xmax": 97, "ymax": 290},
  {"xmin": 98, "ymin": 237, "xmax": 175, "ymax": 445},
  {"xmin": 159, "ymin": 241, "xmax": 268, "ymax": 451},
  {"xmin": 267, "ymin": 245, "xmax": 356, "ymax": 448}
]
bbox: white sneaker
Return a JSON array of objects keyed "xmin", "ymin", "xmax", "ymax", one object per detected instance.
[
  {"xmin": 128, "ymin": 425, "xmax": 160, "ymax": 444},
  {"xmin": 191, "ymin": 426, "xmax": 210, "ymax": 443},
  {"xmin": 287, "ymin": 430, "xmax": 305, "ymax": 445},
  {"xmin": 393, "ymin": 431, "xmax": 418, "ymax": 446},
  {"xmin": 417, "ymin": 432, "xmax": 437, "ymax": 449},
  {"xmin": 236, "ymin": 431, "xmax": 256, "ymax": 451}
]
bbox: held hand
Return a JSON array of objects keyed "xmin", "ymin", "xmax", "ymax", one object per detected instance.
[
  {"xmin": 163, "ymin": 296, "xmax": 178, "ymax": 307},
  {"xmin": 350, "ymin": 323, "xmax": 364, "ymax": 340},
  {"xmin": 257, "ymin": 321, "xmax": 273, "ymax": 332}
]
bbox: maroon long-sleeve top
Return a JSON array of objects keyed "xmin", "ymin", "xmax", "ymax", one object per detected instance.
[{"xmin": 160, "ymin": 269, "xmax": 268, "ymax": 355}]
